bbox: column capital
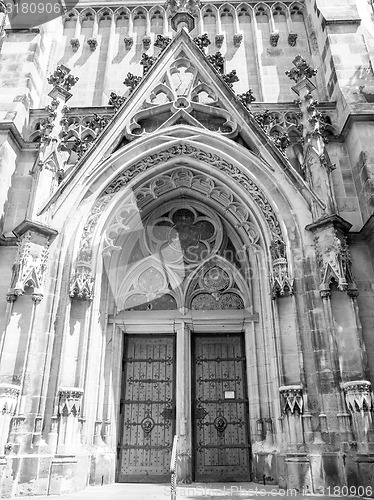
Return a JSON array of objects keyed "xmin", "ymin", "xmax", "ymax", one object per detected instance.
[
  {"xmin": 341, "ymin": 380, "xmax": 373, "ymax": 413},
  {"xmin": 58, "ymin": 387, "xmax": 84, "ymax": 417},
  {"xmin": 279, "ymin": 385, "xmax": 304, "ymax": 414}
]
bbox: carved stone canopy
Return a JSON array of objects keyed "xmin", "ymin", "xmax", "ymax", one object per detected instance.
[
  {"xmin": 285, "ymin": 55, "xmax": 317, "ymax": 84},
  {"xmin": 341, "ymin": 380, "xmax": 373, "ymax": 413},
  {"xmin": 279, "ymin": 385, "xmax": 303, "ymax": 414},
  {"xmin": 58, "ymin": 387, "xmax": 84, "ymax": 417}
]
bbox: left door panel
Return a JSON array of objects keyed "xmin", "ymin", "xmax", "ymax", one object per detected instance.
[{"xmin": 118, "ymin": 334, "xmax": 176, "ymax": 482}]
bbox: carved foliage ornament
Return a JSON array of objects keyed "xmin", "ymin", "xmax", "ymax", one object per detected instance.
[
  {"xmin": 47, "ymin": 64, "xmax": 79, "ymax": 92},
  {"xmin": 285, "ymin": 55, "xmax": 317, "ymax": 84}
]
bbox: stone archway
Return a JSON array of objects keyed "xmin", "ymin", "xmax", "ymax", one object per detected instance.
[{"xmin": 52, "ymin": 133, "xmax": 309, "ymax": 487}]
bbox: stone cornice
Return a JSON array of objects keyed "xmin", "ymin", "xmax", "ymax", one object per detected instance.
[
  {"xmin": 339, "ymin": 111, "xmax": 374, "ymax": 140},
  {"xmin": 305, "ymin": 214, "xmax": 352, "ymax": 234},
  {"xmin": 348, "ymin": 214, "xmax": 374, "ymax": 242},
  {"xmin": 0, "ymin": 122, "xmax": 30, "ymax": 150},
  {"xmin": 12, "ymin": 219, "xmax": 58, "ymax": 240}
]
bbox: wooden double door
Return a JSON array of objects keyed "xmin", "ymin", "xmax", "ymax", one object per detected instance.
[{"xmin": 118, "ymin": 333, "xmax": 250, "ymax": 482}]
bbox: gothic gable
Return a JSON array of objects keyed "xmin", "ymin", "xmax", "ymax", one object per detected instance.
[{"xmin": 44, "ymin": 28, "xmax": 310, "ymax": 212}]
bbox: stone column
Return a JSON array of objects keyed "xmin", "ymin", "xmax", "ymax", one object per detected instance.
[
  {"xmin": 1, "ymin": 221, "xmax": 57, "ymax": 451},
  {"xmin": 175, "ymin": 321, "xmax": 191, "ymax": 483},
  {"xmin": 269, "ymin": 237, "xmax": 304, "ymax": 390},
  {"xmin": 280, "ymin": 385, "xmax": 312, "ymax": 492},
  {"xmin": 57, "ymin": 387, "xmax": 84, "ymax": 454},
  {"xmin": 341, "ymin": 380, "xmax": 374, "ymax": 454},
  {"xmin": 279, "ymin": 385, "xmax": 304, "ymax": 448}
]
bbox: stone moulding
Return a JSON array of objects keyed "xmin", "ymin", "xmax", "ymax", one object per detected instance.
[
  {"xmin": 75, "ymin": 144, "xmax": 283, "ymax": 274},
  {"xmin": 279, "ymin": 385, "xmax": 303, "ymax": 414},
  {"xmin": 341, "ymin": 380, "xmax": 373, "ymax": 413}
]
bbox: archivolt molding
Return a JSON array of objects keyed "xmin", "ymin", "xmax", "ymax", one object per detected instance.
[{"xmin": 71, "ymin": 143, "xmax": 284, "ymax": 300}]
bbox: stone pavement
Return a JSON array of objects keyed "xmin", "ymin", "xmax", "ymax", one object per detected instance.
[{"xmin": 12, "ymin": 482, "xmax": 371, "ymax": 500}]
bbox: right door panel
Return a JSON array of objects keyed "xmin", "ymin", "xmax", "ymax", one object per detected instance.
[{"xmin": 193, "ymin": 333, "xmax": 251, "ymax": 481}]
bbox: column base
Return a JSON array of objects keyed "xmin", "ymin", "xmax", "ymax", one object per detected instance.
[
  {"xmin": 0, "ymin": 450, "xmax": 116, "ymax": 497},
  {"xmin": 285, "ymin": 453, "xmax": 312, "ymax": 492},
  {"xmin": 356, "ymin": 454, "xmax": 374, "ymax": 497},
  {"xmin": 252, "ymin": 451, "xmax": 278, "ymax": 484}
]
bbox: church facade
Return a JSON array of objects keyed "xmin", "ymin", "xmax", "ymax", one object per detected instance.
[{"xmin": 0, "ymin": 0, "xmax": 374, "ymax": 496}]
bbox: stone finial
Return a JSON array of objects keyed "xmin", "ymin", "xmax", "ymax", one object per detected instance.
[
  {"xmin": 286, "ymin": 55, "xmax": 317, "ymax": 83},
  {"xmin": 279, "ymin": 385, "xmax": 303, "ymax": 414},
  {"xmin": 47, "ymin": 65, "xmax": 79, "ymax": 93}
]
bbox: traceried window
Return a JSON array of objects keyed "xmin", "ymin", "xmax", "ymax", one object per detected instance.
[{"xmin": 113, "ymin": 200, "xmax": 250, "ymax": 312}]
